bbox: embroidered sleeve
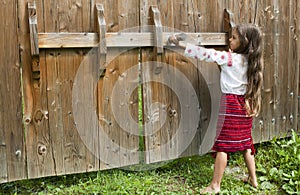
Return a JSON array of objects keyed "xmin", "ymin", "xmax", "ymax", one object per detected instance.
[{"xmin": 184, "ymin": 43, "xmax": 229, "ymax": 66}]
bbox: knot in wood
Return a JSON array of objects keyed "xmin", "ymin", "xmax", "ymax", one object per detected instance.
[
  {"xmin": 168, "ymin": 109, "xmax": 177, "ymax": 117},
  {"xmin": 24, "ymin": 116, "xmax": 32, "ymax": 125},
  {"xmin": 15, "ymin": 150, "xmax": 21, "ymax": 157},
  {"xmin": 38, "ymin": 145, "xmax": 47, "ymax": 155}
]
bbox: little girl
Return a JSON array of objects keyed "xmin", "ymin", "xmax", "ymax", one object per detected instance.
[{"xmin": 169, "ymin": 23, "xmax": 263, "ymax": 194}]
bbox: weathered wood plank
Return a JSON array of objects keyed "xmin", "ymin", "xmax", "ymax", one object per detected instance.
[
  {"xmin": 287, "ymin": 0, "xmax": 297, "ymax": 133},
  {"xmin": 179, "ymin": 0, "xmax": 225, "ymax": 156},
  {"xmin": 94, "ymin": 0, "xmax": 120, "ymax": 171},
  {"xmin": 117, "ymin": 0, "xmax": 140, "ymax": 168},
  {"xmin": 0, "ymin": 0, "xmax": 26, "ymax": 183},
  {"xmin": 226, "ymin": 0, "xmax": 258, "ymax": 24},
  {"xmin": 141, "ymin": 0, "xmax": 168, "ymax": 164},
  {"xmin": 94, "ymin": 0, "xmax": 140, "ymax": 170},
  {"xmin": 38, "ymin": 32, "xmax": 227, "ymax": 48},
  {"xmin": 252, "ymin": 0, "xmax": 268, "ymax": 143},
  {"xmin": 255, "ymin": 0, "xmax": 272, "ymax": 142},
  {"xmin": 45, "ymin": 0, "xmax": 99, "ymax": 175},
  {"xmin": 20, "ymin": 1, "xmax": 34, "ymax": 126},
  {"xmin": 172, "ymin": 0, "xmax": 197, "ymax": 158},
  {"xmin": 173, "ymin": 0, "xmax": 199, "ymax": 157},
  {"xmin": 271, "ymin": 0, "xmax": 281, "ymax": 138},
  {"xmin": 25, "ymin": 0, "xmax": 56, "ymax": 179},
  {"xmin": 276, "ymin": 1, "xmax": 290, "ymax": 136},
  {"xmin": 26, "ymin": 55, "xmax": 56, "ymax": 179}
]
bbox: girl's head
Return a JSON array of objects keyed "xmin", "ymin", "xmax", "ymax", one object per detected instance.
[
  {"xmin": 230, "ymin": 24, "xmax": 262, "ymax": 54},
  {"xmin": 231, "ymin": 24, "xmax": 263, "ymax": 117}
]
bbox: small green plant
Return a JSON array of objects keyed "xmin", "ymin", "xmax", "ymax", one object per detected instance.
[{"xmin": 255, "ymin": 130, "xmax": 300, "ymax": 194}]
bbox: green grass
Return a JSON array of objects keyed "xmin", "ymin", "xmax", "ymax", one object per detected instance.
[{"xmin": 1, "ymin": 130, "xmax": 299, "ymax": 195}]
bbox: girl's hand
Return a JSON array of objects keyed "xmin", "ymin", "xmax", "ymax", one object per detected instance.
[
  {"xmin": 168, "ymin": 33, "xmax": 187, "ymax": 49},
  {"xmin": 168, "ymin": 34, "xmax": 179, "ymax": 46}
]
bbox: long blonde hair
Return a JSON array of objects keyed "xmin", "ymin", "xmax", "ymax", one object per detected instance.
[{"xmin": 234, "ymin": 24, "xmax": 263, "ymax": 117}]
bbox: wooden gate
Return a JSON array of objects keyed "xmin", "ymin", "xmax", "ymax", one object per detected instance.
[{"xmin": 0, "ymin": 0, "xmax": 299, "ymax": 183}]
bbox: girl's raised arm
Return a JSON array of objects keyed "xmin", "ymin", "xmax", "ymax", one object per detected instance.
[{"xmin": 168, "ymin": 34, "xmax": 230, "ymax": 66}]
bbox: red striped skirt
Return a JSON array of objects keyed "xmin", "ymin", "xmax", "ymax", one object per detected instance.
[{"xmin": 212, "ymin": 94, "xmax": 255, "ymax": 156}]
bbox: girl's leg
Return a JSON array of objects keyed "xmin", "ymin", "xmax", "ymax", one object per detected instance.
[
  {"xmin": 243, "ymin": 149, "xmax": 258, "ymax": 188},
  {"xmin": 201, "ymin": 152, "xmax": 227, "ymax": 194}
]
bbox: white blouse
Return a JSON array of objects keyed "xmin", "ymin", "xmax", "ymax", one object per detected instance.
[{"xmin": 184, "ymin": 43, "xmax": 248, "ymax": 95}]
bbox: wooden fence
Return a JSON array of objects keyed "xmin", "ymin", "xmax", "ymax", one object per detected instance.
[{"xmin": 0, "ymin": 0, "xmax": 299, "ymax": 183}]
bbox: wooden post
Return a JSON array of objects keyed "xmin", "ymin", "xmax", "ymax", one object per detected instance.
[{"xmin": 273, "ymin": 0, "xmax": 280, "ymax": 136}]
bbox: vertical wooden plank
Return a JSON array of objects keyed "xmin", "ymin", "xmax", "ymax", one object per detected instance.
[
  {"xmin": 271, "ymin": 0, "xmax": 287, "ymax": 138},
  {"xmin": 57, "ymin": 0, "xmax": 90, "ymax": 32},
  {"xmin": 93, "ymin": 0, "xmax": 118, "ymax": 171},
  {"xmin": 248, "ymin": 0, "xmax": 266, "ymax": 143},
  {"xmin": 195, "ymin": 0, "xmax": 226, "ymax": 32},
  {"xmin": 94, "ymin": 0, "xmax": 140, "ymax": 169},
  {"xmin": 293, "ymin": 1, "xmax": 300, "ymax": 131},
  {"xmin": 0, "ymin": 0, "xmax": 26, "ymax": 183},
  {"xmin": 276, "ymin": 0, "xmax": 291, "ymax": 136},
  {"xmin": 82, "ymin": 49, "xmax": 101, "ymax": 173},
  {"xmin": 18, "ymin": 0, "xmax": 40, "ymax": 182},
  {"xmin": 25, "ymin": 0, "xmax": 97, "ymax": 179},
  {"xmin": 27, "ymin": 47, "xmax": 57, "ymax": 178},
  {"xmin": 287, "ymin": 0, "xmax": 299, "ymax": 133},
  {"xmin": 44, "ymin": 0, "xmax": 99, "ymax": 175},
  {"xmin": 140, "ymin": 0, "xmax": 172, "ymax": 164},
  {"xmin": 226, "ymin": 0, "xmax": 257, "ymax": 23},
  {"xmin": 25, "ymin": 0, "xmax": 56, "ymax": 179},
  {"xmin": 180, "ymin": 0, "xmax": 226, "ymax": 156},
  {"xmin": 173, "ymin": 0, "xmax": 201, "ymax": 157},
  {"xmin": 93, "ymin": 0, "xmax": 119, "ymax": 32},
  {"xmin": 116, "ymin": 0, "xmax": 140, "ymax": 168},
  {"xmin": 258, "ymin": 0, "xmax": 274, "ymax": 142},
  {"xmin": 140, "ymin": 0, "xmax": 226, "ymax": 163},
  {"xmin": 57, "ymin": 0, "xmax": 87, "ymax": 176},
  {"xmin": 141, "ymin": 1, "xmax": 222, "ymax": 163},
  {"xmin": 97, "ymin": 49, "xmax": 122, "ymax": 169},
  {"xmin": 45, "ymin": 48, "xmax": 93, "ymax": 175}
]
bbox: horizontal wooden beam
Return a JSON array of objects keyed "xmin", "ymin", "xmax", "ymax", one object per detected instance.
[{"xmin": 38, "ymin": 32, "xmax": 227, "ymax": 49}]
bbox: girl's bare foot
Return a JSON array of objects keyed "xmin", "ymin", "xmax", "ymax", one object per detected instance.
[
  {"xmin": 200, "ymin": 185, "xmax": 220, "ymax": 194},
  {"xmin": 242, "ymin": 176, "xmax": 258, "ymax": 188},
  {"xmin": 249, "ymin": 177, "xmax": 258, "ymax": 188}
]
